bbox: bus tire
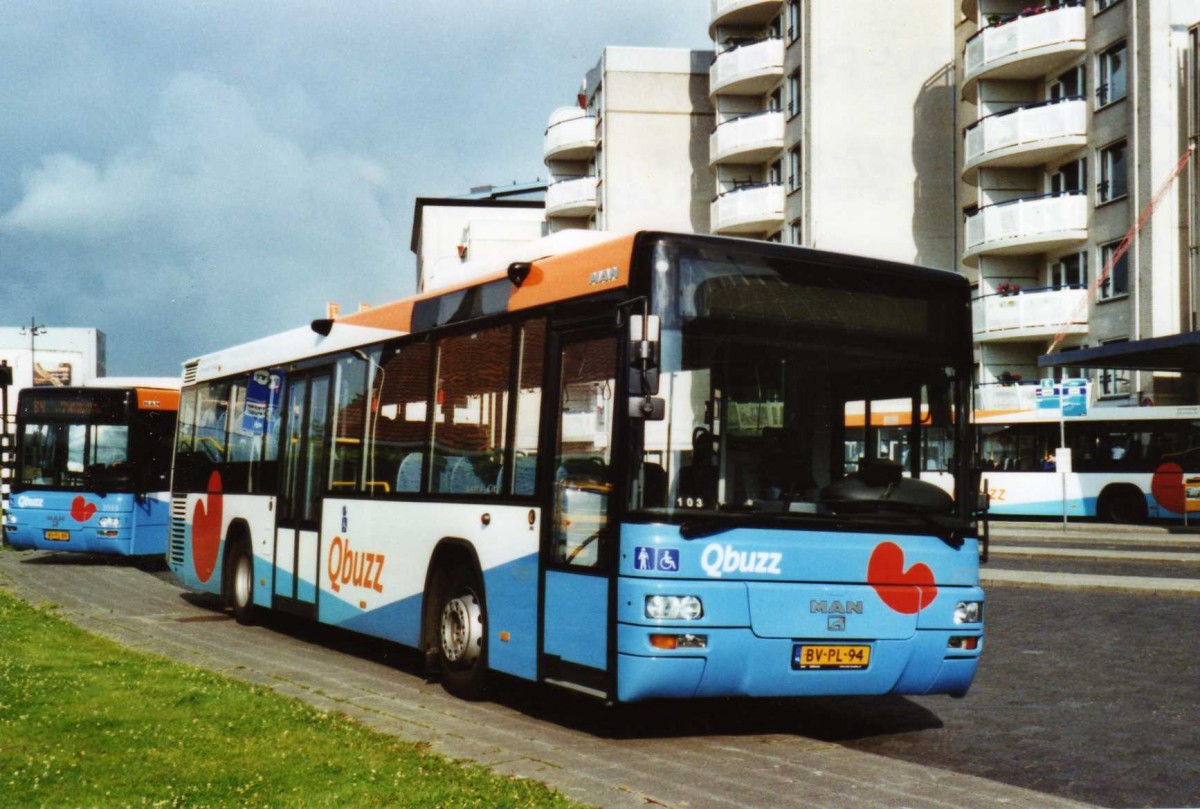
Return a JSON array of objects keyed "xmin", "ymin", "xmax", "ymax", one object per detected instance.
[
  {"xmin": 436, "ymin": 562, "xmax": 488, "ymax": 700},
  {"xmin": 1097, "ymin": 485, "xmax": 1147, "ymax": 524},
  {"xmin": 225, "ymin": 540, "xmax": 257, "ymax": 626}
]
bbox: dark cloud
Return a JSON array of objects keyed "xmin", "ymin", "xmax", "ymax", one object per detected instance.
[{"xmin": 0, "ymin": 1, "xmax": 709, "ymax": 375}]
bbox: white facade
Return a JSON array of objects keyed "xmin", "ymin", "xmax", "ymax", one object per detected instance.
[
  {"xmin": 710, "ymin": 0, "xmax": 957, "ymax": 269},
  {"xmin": 411, "ymin": 189, "xmax": 546, "ymax": 293},
  {"xmin": 0, "ymin": 326, "xmax": 106, "ymax": 423},
  {"xmin": 957, "ymin": 0, "xmax": 1200, "ymax": 409},
  {"xmin": 543, "ymin": 47, "xmax": 715, "ymax": 235}
]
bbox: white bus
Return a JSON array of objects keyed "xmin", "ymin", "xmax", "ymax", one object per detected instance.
[
  {"xmin": 168, "ymin": 231, "xmax": 984, "ymax": 703},
  {"xmin": 975, "ymin": 405, "xmax": 1200, "ymax": 522}
]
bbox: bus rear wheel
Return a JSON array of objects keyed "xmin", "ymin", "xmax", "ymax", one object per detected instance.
[
  {"xmin": 436, "ymin": 563, "xmax": 488, "ymax": 700},
  {"xmin": 1098, "ymin": 485, "xmax": 1148, "ymax": 524},
  {"xmin": 226, "ymin": 541, "xmax": 257, "ymax": 626}
]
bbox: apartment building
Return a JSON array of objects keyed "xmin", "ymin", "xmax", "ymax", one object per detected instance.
[
  {"xmin": 542, "ymin": 47, "xmax": 714, "ymax": 235},
  {"xmin": 958, "ymin": 0, "xmax": 1200, "ymax": 409},
  {"xmin": 708, "ymin": 0, "xmax": 956, "ymax": 267}
]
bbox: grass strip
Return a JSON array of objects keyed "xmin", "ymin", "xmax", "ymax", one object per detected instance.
[{"xmin": 0, "ymin": 589, "xmax": 588, "ymax": 808}]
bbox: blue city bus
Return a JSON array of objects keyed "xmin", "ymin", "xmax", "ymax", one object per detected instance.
[
  {"xmin": 168, "ymin": 231, "xmax": 983, "ymax": 702},
  {"xmin": 5, "ymin": 381, "xmax": 179, "ymax": 556}
]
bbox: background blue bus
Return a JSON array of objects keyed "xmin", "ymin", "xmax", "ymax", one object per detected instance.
[{"xmin": 5, "ymin": 380, "xmax": 179, "ymax": 556}]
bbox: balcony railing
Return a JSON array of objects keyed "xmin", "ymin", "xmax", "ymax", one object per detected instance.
[
  {"xmin": 545, "ymin": 176, "xmax": 598, "ymax": 218},
  {"xmin": 963, "ymin": 190, "xmax": 1087, "ymax": 260},
  {"xmin": 972, "ymin": 285, "xmax": 1088, "ymax": 341},
  {"xmin": 711, "ymin": 182, "xmax": 785, "ymax": 234},
  {"xmin": 543, "ymin": 108, "xmax": 597, "ymax": 163},
  {"xmin": 962, "ymin": 96, "xmax": 1087, "ymax": 180},
  {"xmin": 963, "ymin": 2, "xmax": 1086, "ymax": 89},
  {"xmin": 709, "ymin": 110, "xmax": 785, "ymax": 166},
  {"xmin": 710, "ymin": 37, "xmax": 784, "ymax": 97},
  {"xmin": 709, "ymin": 0, "xmax": 781, "ymax": 38},
  {"xmin": 976, "ymin": 382, "xmax": 1038, "ymax": 413}
]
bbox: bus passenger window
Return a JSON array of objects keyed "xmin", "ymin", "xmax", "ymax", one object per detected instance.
[
  {"xmin": 509, "ymin": 319, "xmax": 545, "ymax": 496},
  {"xmin": 431, "ymin": 326, "xmax": 512, "ymax": 496},
  {"xmin": 553, "ymin": 336, "xmax": 616, "ymax": 567},
  {"xmin": 330, "ymin": 352, "xmax": 370, "ymax": 493},
  {"xmin": 371, "ymin": 343, "xmax": 431, "ymax": 494}
]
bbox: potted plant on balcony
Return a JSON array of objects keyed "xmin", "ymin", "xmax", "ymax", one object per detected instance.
[
  {"xmin": 996, "ymin": 282, "xmax": 1021, "ymax": 296},
  {"xmin": 998, "ymin": 371, "xmax": 1023, "ymax": 387}
]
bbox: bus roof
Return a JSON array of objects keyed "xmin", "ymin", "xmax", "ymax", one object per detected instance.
[
  {"xmin": 84, "ymin": 377, "xmax": 181, "ymax": 390},
  {"xmin": 975, "ymin": 404, "xmax": 1200, "ymax": 425},
  {"xmin": 181, "ymin": 230, "xmax": 969, "ymax": 386},
  {"xmin": 183, "ymin": 231, "xmax": 640, "ymax": 384}
]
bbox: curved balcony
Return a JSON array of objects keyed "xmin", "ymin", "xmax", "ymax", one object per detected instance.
[
  {"xmin": 545, "ymin": 176, "xmax": 597, "ymax": 219},
  {"xmin": 976, "ymin": 382, "xmax": 1038, "ymax": 413},
  {"xmin": 709, "ymin": 0, "xmax": 782, "ymax": 39},
  {"xmin": 709, "ymin": 110, "xmax": 785, "ymax": 167},
  {"xmin": 973, "ymin": 285, "xmax": 1089, "ymax": 343},
  {"xmin": 711, "ymin": 182, "xmax": 784, "ymax": 235},
  {"xmin": 710, "ymin": 38, "xmax": 784, "ymax": 97},
  {"xmin": 543, "ymin": 107, "xmax": 597, "ymax": 163},
  {"xmin": 962, "ymin": 3, "xmax": 1086, "ymax": 98},
  {"xmin": 962, "ymin": 96, "xmax": 1087, "ymax": 184},
  {"xmin": 963, "ymin": 191, "xmax": 1087, "ymax": 263}
]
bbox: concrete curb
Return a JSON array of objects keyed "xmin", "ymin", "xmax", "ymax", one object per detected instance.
[{"xmin": 982, "ymin": 567, "xmax": 1200, "ymax": 595}]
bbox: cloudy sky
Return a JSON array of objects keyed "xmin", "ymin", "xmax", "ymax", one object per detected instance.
[{"xmin": 1, "ymin": 1, "xmax": 710, "ymax": 376}]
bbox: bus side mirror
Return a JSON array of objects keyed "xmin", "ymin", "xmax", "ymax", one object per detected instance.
[{"xmin": 628, "ymin": 314, "xmax": 664, "ymax": 420}]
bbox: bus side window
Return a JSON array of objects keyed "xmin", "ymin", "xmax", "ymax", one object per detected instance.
[
  {"xmin": 371, "ymin": 343, "xmax": 432, "ymax": 494},
  {"xmin": 509, "ymin": 319, "xmax": 545, "ymax": 496},
  {"xmin": 330, "ymin": 352, "xmax": 370, "ymax": 493},
  {"xmin": 431, "ymin": 326, "xmax": 512, "ymax": 496}
]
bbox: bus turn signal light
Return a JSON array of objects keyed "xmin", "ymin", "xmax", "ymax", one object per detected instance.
[
  {"xmin": 948, "ymin": 636, "xmax": 979, "ymax": 651},
  {"xmin": 649, "ymin": 633, "xmax": 707, "ymax": 650}
]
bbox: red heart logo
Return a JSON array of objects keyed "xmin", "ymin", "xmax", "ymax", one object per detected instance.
[
  {"xmin": 70, "ymin": 496, "xmax": 97, "ymax": 523},
  {"xmin": 192, "ymin": 471, "xmax": 223, "ymax": 584},
  {"xmin": 867, "ymin": 541, "xmax": 937, "ymax": 614}
]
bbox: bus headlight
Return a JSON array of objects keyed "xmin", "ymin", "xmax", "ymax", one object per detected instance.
[
  {"xmin": 98, "ymin": 517, "xmax": 121, "ymax": 529},
  {"xmin": 645, "ymin": 595, "xmax": 704, "ymax": 620},
  {"xmin": 954, "ymin": 601, "xmax": 982, "ymax": 624}
]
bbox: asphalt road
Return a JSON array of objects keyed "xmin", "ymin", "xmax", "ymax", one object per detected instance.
[{"xmin": 1, "ymin": 546, "xmax": 1196, "ymax": 809}]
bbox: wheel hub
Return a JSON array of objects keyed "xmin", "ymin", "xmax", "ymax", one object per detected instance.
[{"xmin": 441, "ymin": 593, "xmax": 482, "ymax": 665}]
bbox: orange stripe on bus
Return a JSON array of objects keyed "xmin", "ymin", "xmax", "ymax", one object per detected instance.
[
  {"xmin": 136, "ymin": 388, "xmax": 180, "ymax": 411},
  {"xmin": 337, "ymin": 298, "xmax": 417, "ymax": 333},
  {"xmin": 509, "ymin": 233, "xmax": 635, "ymax": 311}
]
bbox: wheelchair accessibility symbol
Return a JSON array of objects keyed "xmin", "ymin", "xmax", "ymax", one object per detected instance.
[{"xmin": 634, "ymin": 547, "xmax": 679, "ymax": 572}]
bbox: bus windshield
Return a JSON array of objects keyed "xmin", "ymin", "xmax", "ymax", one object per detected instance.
[
  {"xmin": 632, "ymin": 240, "xmax": 969, "ymax": 521},
  {"xmin": 18, "ymin": 421, "xmax": 131, "ymax": 490}
]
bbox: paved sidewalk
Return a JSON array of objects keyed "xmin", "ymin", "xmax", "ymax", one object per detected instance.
[
  {"xmin": 0, "ymin": 549, "xmax": 1095, "ymax": 809},
  {"xmin": 982, "ymin": 520, "xmax": 1200, "ymax": 595}
]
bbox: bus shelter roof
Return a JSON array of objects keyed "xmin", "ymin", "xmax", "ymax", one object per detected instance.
[{"xmin": 1038, "ymin": 331, "xmax": 1200, "ymax": 372}]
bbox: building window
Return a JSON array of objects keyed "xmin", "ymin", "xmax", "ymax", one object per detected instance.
[
  {"xmin": 769, "ymin": 86, "xmax": 782, "ymax": 112},
  {"xmin": 787, "ymin": 145, "xmax": 801, "ymax": 192},
  {"xmin": 788, "ymin": 219, "xmax": 802, "ymax": 245},
  {"xmin": 1049, "ymin": 65, "xmax": 1084, "ymax": 100},
  {"xmin": 787, "ymin": 0, "xmax": 800, "ymax": 42},
  {"xmin": 1097, "ymin": 140, "xmax": 1127, "ymax": 203},
  {"xmin": 769, "ymin": 159, "xmax": 783, "ymax": 185},
  {"xmin": 1050, "ymin": 158, "xmax": 1086, "ymax": 194},
  {"xmin": 1095, "ymin": 0, "xmax": 1122, "ymax": 13},
  {"xmin": 1050, "ymin": 251, "xmax": 1087, "ymax": 288},
  {"xmin": 1097, "ymin": 41, "xmax": 1127, "ymax": 106},
  {"xmin": 1097, "ymin": 340, "xmax": 1130, "ymax": 397},
  {"xmin": 787, "ymin": 69, "xmax": 801, "ymax": 118},
  {"xmin": 1098, "ymin": 240, "xmax": 1129, "ymax": 300}
]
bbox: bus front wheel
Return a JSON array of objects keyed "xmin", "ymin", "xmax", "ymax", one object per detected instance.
[
  {"xmin": 225, "ymin": 541, "xmax": 257, "ymax": 626},
  {"xmin": 436, "ymin": 563, "xmax": 488, "ymax": 700},
  {"xmin": 1098, "ymin": 485, "xmax": 1148, "ymax": 524}
]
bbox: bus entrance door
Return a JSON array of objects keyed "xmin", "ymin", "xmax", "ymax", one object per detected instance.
[
  {"xmin": 273, "ymin": 371, "xmax": 331, "ymax": 618},
  {"xmin": 541, "ymin": 332, "xmax": 617, "ymax": 699}
]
